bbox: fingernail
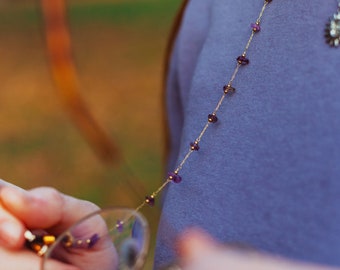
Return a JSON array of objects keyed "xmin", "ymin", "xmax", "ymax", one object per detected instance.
[{"xmin": 0, "ymin": 221, "xmax": 22, "ymax": 247}]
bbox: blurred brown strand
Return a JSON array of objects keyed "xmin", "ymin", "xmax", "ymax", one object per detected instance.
[{"xmin": 40, "ymin": 0, "xmax": 120, "ymax": 165}]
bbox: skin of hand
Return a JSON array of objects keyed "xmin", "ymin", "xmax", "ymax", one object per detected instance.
[
  {"xmin": 176, "ymin": 229, "xmax": 339, "ymax": 270},
  {"xmin": 0, "ymin": 179, "xmax": 118, "ymax": 270}
]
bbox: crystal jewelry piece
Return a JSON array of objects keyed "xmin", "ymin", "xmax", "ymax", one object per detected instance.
[
  {"xmin": 236, "ymin": 55, "xmax": 250, "ymax": 65},
  {"xmin": 145, "ymin": 195, "xmax": 155, "ymax": 206},
  {"xmin": 208, "ymin": 113, "xmax": 218, "ymax": 123},
  {"xmin": 325, "ymin": 0, "xmax": 340, "ymax": 47},
  {"xmin": 251, "ymin": 22, "xmax": 261, "ymax": 32},
  {"xmin": 223, "ymin": 84, "xmax": 236, "ymax": 95},
  {"xmin": 168, "ymin": 171, "xmax": 182, "ymax": 183}
]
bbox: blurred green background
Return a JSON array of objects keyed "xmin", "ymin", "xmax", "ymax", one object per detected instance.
[{"xmin": 0, "ymin": 0, "xmax": 181, "ymax": 267}]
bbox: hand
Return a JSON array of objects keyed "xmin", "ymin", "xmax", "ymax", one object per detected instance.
[
  {"xmin": 0, "ymin": 179, "xmax": 118, "ymax": 270},
  {"xmin": 177, "ymin": 229, "xmax": 338, "ymax": 270},
  {"xmin": 0, "ymin": 246, "xmax": 79, "ymax": 270}
]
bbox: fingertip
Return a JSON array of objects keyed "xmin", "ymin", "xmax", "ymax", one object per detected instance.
[
  {"xmin": 0, "ymin": 185, "xmax": 28, "ymax": 212},
  {"xmin": 177, "ymin": 228, "xmax": 220, "ymax": 261},
  {"xmin": 0, "ymin": 187, "xmax": 27, "ymax": 249},
  {"xmin": 0, "ymin": 220, "xmax": 25, "ymax": 249},
  {"xmin": 3, "ymin": 186, "xmax": 65, "ymax": 229}
]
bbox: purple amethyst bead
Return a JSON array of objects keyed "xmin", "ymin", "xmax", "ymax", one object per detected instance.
[
  {"xmin": 168, "ymin": 172, "xmax": 182, "ymax": 183},
  {"xmin": 223, "ymin": 85, "xmax": 236, "ymax": 95},
  {"xmin": 190, "ymin": 141, "xmax": 200, "ymax": 151},
  {"xmin": 116, "ymin": 220, "xmax": 124, "ymax": 232},
  {"xmin": 208, "ymin": 113, "xmax": 218, "ymax": 123},
  {"xmin": 251, "ymin": 23, "xmax": 261, "ymax": 33},
  {"xmin": 88, "ymin": 234, "xmax": 100, "ymax": 248},
  {"xmin": 237, "ymin": 55, "xmax": 249, "ymax": 65},
  {"xmin": 145, "ymin": 195, "xmax": 155, "ymax": 206}
]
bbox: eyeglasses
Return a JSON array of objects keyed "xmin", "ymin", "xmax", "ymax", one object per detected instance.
[{"xmin": 25, "ymin": 207, "xmax": 150, "ymax": 270}]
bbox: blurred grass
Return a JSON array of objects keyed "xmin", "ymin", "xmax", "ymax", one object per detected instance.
[
  {"xmin": 0, "ymin": 0, "xmax": 181, "ymax": 268},
  {"xmin": 0, "ymin": 0, "xmax": 179, "ymax": 28}
]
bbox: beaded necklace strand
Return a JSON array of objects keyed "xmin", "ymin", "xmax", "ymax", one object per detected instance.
[{"xmin": 138, "ymin": 0, "xmax": 273, "ymax": 212}]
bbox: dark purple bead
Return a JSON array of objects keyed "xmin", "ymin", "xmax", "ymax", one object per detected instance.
[
  {"xmin": 116, "ymin": 220, "xmax": 124, "ymax": 232},
  {"xmin": 265, "ymin": 0, "xmax": 272, "ymax": 3},
  {"xmin": 223, "ymin": 85, "xmax": 236, "ymax": 95},
  {"xmin": 61, "ymin": 235, "xmax": 73, "ymax": 248},
  {"xmin": 88, "ymin": 234, "xmax": 100, "ymax": 248},
  {"xmin": 145, "ymin": 195, "xmax": 155, "ymax": 206},
  {"xmin": 251, "ymin": 23, "xmax": 261, "ymax": 32},
  {"xmin": 208, "ymin": 113, "xmax": 218, "ymax": 123},
  {"xmin": 190, "ymin": 141, "xmax": 200, "ymax": 151},
  {"xmin": 237, "ymin": 55, "xmax": 249, "ymax": 65},
  {"xmin": 168, "ymin": 172, "xmax": 182, "ymax": 183}
]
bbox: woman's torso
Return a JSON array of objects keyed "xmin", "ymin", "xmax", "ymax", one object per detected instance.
[{"xmin": 155, "ymin": 1, "xmax": 340, "ymax": 268}]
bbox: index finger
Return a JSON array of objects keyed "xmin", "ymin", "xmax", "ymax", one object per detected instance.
[{"xmin": 0, "ymin": 185, "xmax": 99, "ymax": 234}]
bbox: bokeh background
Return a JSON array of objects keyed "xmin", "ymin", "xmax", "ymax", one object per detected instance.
[{"xmin": 0, "ymin": 0, "xmax": 181, "ymax": 267}]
